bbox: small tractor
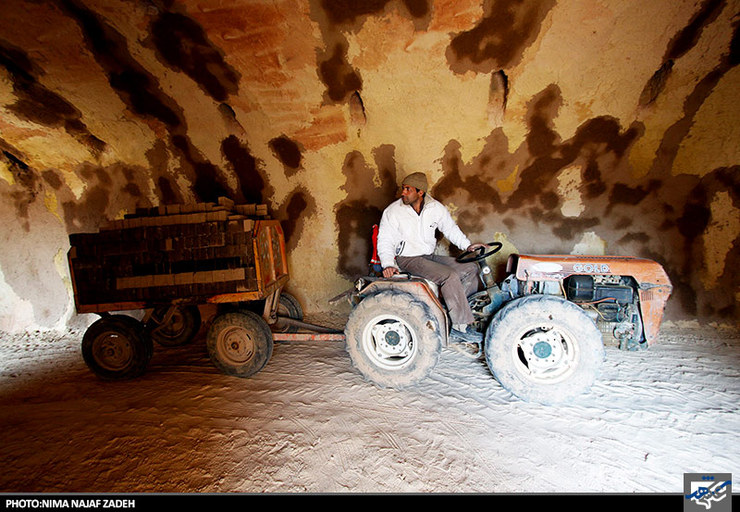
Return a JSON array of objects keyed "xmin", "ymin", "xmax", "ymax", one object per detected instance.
[{"xmin": 342, "ymin": 243, "xmax": 673, "ymax": 404}]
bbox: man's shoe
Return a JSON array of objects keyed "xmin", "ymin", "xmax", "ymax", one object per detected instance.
[
  {"xmin": 449, "ymin": 326, "xmax": 483, "ymax": 359},
  {"xmin": 448, "ymin": 341, "xmax": 482, "ymax": 358},
  {"xmin": 449, "ymin": 325, "xmax": 483, "ymax": 344}
]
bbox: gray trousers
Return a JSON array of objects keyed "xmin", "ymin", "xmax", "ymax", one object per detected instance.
[{"xmin": 396, "ymin": 254, "xmax": 479, "ymax": 325}]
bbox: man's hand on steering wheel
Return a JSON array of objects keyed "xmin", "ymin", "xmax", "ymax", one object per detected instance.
[{"xmin": 456, "ymin": 241, "xmax": 503, "ymax": 263}]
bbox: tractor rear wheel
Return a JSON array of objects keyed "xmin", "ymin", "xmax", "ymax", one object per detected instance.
[
  {"xmin": 345, "ymin": 290, "xmax": 442, "ymax": 389},
  {"xmin": 484, "ymin": 295, "xmax": 604, "ymax": 404}
]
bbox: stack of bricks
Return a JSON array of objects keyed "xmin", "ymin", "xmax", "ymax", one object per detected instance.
[{"xmin": 68, "ymin": 197, "xmax": 269, "ymax": 309}]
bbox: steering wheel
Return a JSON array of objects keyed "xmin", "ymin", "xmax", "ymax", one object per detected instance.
[{"xmin": 455, "ymin": 241, "xmax": 503, "ymax": 264}]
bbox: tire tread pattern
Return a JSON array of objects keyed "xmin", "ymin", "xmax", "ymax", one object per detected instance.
[
  {"xmin": 484, "ymin": 294, "xmax": 605, "ymax": 404},
  {"xmin": 345, "ymin": 290, "xmax": 442, "ymax": 389},
  {"xmin": 81, "ymin": 315, "xmax": 153, "ymax": 380}
]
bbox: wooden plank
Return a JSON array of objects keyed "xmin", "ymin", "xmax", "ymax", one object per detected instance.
[
  {"xmin": 116, "ymin": 268, "xmax": 247, "ymax": 290},
  {"xmin": 272, "ymin": 333, "xmax": 345, "ymax": 342}
]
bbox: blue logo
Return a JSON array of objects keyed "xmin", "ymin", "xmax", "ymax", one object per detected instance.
[{"xmin": 684, "ymin": 473, "xmax": 732, "ymax": 511}]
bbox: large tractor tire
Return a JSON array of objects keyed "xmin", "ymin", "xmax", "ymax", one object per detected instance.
[
  {"xmin": 146, "ymin": 305, "xmax": 201, "ymax": 347},
  {"xmin": 344, "ymin": 290, "xmax": 442, "ymax": 389},
  {"xmin": 484, "ymin": 295, "xmax": 605, "ymax": 405},
  {"xmin": 82, "ymin": 315, "xmax": 153, "ymax": 380},
  {"xmin": 207, "ymin": 310, "xmax": 273, "ymax": 378}
]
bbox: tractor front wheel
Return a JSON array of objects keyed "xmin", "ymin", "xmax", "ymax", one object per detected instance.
[{"xmin": 484, "ymin": 295, "xmax": 605, "ymax": 404}]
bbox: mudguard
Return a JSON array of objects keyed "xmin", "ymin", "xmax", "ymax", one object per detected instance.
[{"xmin": 355, "ymin": 276, "xmax": 450, "ymax": 346}]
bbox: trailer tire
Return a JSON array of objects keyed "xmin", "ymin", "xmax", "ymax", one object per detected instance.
[
  {"xmin": 345, "ymin": 290, "xmax": 442, "ymax": 389},
  {"xmin": 484, "ymin": 295, "xmax": 604, "ymax": 404},
  {"xmin": 207, "ymin": 311, "xmax": 273, "ymax": 378},
  {"xmin": 147, "ymin": 305, "xmax": 201, "ymax": 347},
  {"xmin": 82, "ymin": 315, "xmax": 153, "ymax": 380},
  {"xmin": 273, "ymin": 292, "xmax": 304, "ymax": 333}
]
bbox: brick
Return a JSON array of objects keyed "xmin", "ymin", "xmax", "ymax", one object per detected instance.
[{"xmin": 69, "ymin": 200, "xmax": 282, "ymax": 308}]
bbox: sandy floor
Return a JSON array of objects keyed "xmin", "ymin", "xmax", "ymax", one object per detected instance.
[{"xmin": 0, "ymin": 316, "xmax": 738, "ymax": 494}]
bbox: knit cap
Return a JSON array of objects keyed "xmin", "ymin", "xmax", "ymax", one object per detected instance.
[{"xmin": 402, "ymin": 172, "xmax": 428, "ymax": 193}]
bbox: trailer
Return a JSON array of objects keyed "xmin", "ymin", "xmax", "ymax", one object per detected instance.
[{"xmin": 68, "ymin": 198, "xmax": 341, "ymax": 381}]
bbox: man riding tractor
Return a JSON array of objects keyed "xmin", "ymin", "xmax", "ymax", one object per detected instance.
[
  {"xmin": 375, "ymin": 172, "xmax": 486, "ymax": 348},
  {"xmin": 342, "ymin": 174, "xmax": 672, "ymax": 405}
]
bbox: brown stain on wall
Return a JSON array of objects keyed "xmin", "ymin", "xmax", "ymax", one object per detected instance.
[
  {"xmin": 313, "ymin": 0, "xmax": 431, "ymax": 104},
  {"xmin": 269, "ymin": 135, "xmax": 303, "ymax": 176},
  {"xmin": 150, "ymin": 10, "xmax": 240, "ymax": 102},
  {"xmin": 53, "ymin": 162, "xmax": 155, "ymax": 237},
  {"xmin": 58, "ymin": 0, "xmax": 181, "ymax": 128},
  {"xmin": 649, "ymin": 20, "xmax": 738, "ymax": 178},
  {"xmin": 146, "ymin": 139, "xmax": 185, "ymax": 205},
  {"xmin": 426, "ymin": 76, "xmax": 738, "ymax": 319},
  {"xmin": 335, "ymin": 146, "xmax": 399, "ymax": 278},
  {"xmin": 640, "ymin": 0, "xmax": 726, "ymax": 107},
  {"xmin": 638, "ymin": 9, "xmax": 738, "ymax": 317},
  {"xmin": 318, "ymin": 42, "xmax": 363, "ymax": 103},
  {"xmin": 53, "ymin": 0, "xmax": 287, "ymax": 213},
  {"xmin": 446, "ymin": 0, "xmax": 556, "ymax": 74},
  {"xmin": 58, "ymin": 0, "xmax": 251, "ymax": 205},
  {"xmin": 275, "ymin": 187, "xmax": 317, "ymax": 251},
  {"xmin": 321, "ymin": 0, "xmax": 429, "ymax": 26},
  {"xmin": 0, "ymin": 38, "xmax": 105, "ymax": 157},
  {"xmin": 607, "ymin": 181, "xmax": 662, "ymax": 211},
  {"xmin": 221, "ymin": 135, "xmax": 271, "ymax": 205},
  {"xmin": 0, "ymin": 146, "xmax": 40, "ymax": 232},
  {"xmin": 432, "ymin": 85, "xmax": 641, "ymax": 233},
  {"xmin": 1, "ymin": 1, "xmax": 305, "ymax": 246},
  {"xmin": 317, "ymin": 0, "xmax": 433, "ymax": 35},
  {"xmin": 668, "ymin": 167, "xmax": 740, "ymax": 318}
]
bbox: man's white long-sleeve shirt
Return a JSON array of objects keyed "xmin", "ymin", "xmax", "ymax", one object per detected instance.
[{"xmin": 376, "ymin": 195, "xmax": 471, "ymax": 269}]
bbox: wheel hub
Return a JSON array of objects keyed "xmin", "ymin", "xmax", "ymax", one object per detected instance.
[
  {"xmin": 162, "ymin": 311, "xmax": 185, "ymax": 336},
  {"xmin": 519, "ymin": 329, "xmax": 568, "ymax": 375},
  {"xmin": 219, "ymin": 326, "xmax": 255, "ymax": 364},
  {"xmin": 370, "ymin": 321, "xmax": 412, "ymax": 359},
  {"xmin": 385, "ymin": 330, "xmax": 401, "ymax": 346},
  {"xmin": 95, "ymin": 333, "xmax": 133, "ymax": 371},
  {"xmin": 532, "ymin": 340, "xmax": 553, "ymax": 359}
]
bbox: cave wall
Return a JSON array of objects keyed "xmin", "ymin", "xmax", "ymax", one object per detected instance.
[{"xmin": 0, "ymin": 0, "xmax": 737, "ymax": 331}]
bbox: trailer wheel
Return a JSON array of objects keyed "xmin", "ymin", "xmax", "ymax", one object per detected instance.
[
  {"xmin": 273, "ymin": 292, "xmax": 304, "ymax": 333},
  {"xmin": 484, "ymin": 295, "xmax": 605, "ymax": 404},
  {"xmin": 82, "ymin": 315, "xmax": 153, "ymax": 380},
  {"xmin": 345, "ymin": 290, "xmax": 442, "ymax": 389},
  {"xmin": 207, "ymin": 311, "xmax": 273, "ymax": 378},
  {"xmin": 147, "ymin": 305, "xmax": 201, "ymax": 347}
]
